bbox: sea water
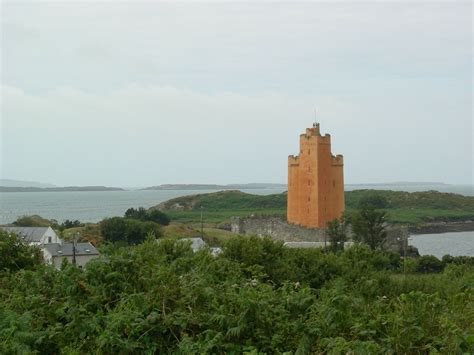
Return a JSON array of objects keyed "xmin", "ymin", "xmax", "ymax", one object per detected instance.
[
  {"xmin": 409, "ymin": 231, "xmax": 474, "ymax": 258},
  {"xmin": 0, "ymin": 188, "xmax": 286, "ymax": 224}
]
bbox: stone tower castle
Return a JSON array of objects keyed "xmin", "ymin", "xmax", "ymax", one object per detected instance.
[{"xmin": 287, "ymin": 123, "xmax": 344, "ymax": 228}]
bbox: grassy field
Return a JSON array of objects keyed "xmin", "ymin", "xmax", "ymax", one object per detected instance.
[
  {"xmin": 167, "ymin": 209, "xmax": 286, "ymax": 223},
  {"xmin": 157, "ymin": 189, "xmax": 474, "ymax": 225}
]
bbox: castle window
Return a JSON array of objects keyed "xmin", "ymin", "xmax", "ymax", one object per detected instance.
[
  {"xmin": 308, "ymin": 150, "xmax": 310, "ymax": 155},
  {"xmin": 333, "ymin": 180, "xmax": 336, "ymax": 187},
  {"xmin": 308, "ymin": 196, "xmax": 310, "ymax": 202}
]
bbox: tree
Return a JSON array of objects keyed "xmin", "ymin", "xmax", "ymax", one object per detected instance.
[
  {"xmin": 146, "ymin": 209, "xmax": 171, "ymax": 226},
  {"xmin": 124, "ymin": 207, "xmax": 148, "ymax": 220},
  {"xmin": 100, "ymin": 217, "xmax": 128, "ymax": 244},
  {"xmin": 0, "ymin": 231, "xmax": 42, "ymax": 271},
  {"xmin": 100, "ymin": 217, "xmax": 162, "ymax": 245},
  {"xmin": 327, "ymin": 217, "xmax": 347, "ymax": 252},
  {"xmin": 416, "ymin": 255, "xmax": 444, "ymax": 273},
  {"xmin": 124, "ymin": 207, "xmax": 170, "ymax": 226},
  {"xmin": 352, "ymin": 206, "xmax": 387, "ymax": 250},
  {"xmin": 60, "ymin": 219, "xmax": 84, "ymax": 230}
]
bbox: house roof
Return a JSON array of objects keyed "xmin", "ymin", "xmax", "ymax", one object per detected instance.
[
  {"xmin": 283, "ymin": 242, "xmax": 326, "ymax": 248},
  {"xmin": 43, "ymin": 242, "xmax": 100, "ymax": 257},
  {"xmin": 1, "ymin": 226, "xmax": 53, "ymax": 243}
]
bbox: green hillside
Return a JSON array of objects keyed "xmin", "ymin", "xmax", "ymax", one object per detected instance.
[
  {"xmin": 155, "ymin": 189, "xmax": 474, "ymax": 225},
  {"xmin": 155, "ymin": 190, "xmax": 286, "ymax": 211},
  {"xmin": 345, "ymin": 189, "xmax": 474, "ymax": 210}
]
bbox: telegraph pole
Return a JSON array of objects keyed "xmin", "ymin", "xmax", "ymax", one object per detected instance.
[
  {"xmin": 200, "ymin": 206, "xmax": 204, "ymax": 239},
  {"xmin": 72, "ymin": 232, "xmax": 79, "ymax": 266}
]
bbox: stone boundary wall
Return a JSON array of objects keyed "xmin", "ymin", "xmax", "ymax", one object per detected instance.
[
  {"xmin": 409, "ymin": 221, "xmax": 474, "ymax": 234},
  {"xmin": 231, "ymin": 216, "xmax": 329, "ymax": 242},
  {"xmin": 230, "ymin": 216, "xmax": 411, "ymax": 254}
]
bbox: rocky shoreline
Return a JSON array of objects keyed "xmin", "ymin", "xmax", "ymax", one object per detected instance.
[{"xmin": 409, "ymin": 221, "xmax": 474, "ymax": 235}]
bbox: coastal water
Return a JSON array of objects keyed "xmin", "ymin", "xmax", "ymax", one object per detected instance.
[
  {"xmin": 410, "ymin": 232, "xmax": 474, "ymax": 258},
  {"xmin": 0, "ymin": 188, "xmax": 287, "ymax": 224}
]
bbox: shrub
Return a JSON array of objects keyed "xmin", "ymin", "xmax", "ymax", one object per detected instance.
[
  {"xmin": 0, "ymin": 231, "xmax": 42, "ymax": 270},
  {"xmin": 351, "ymin": 206, "xmax": 387, "ymax": 250},
  {"xmin": 327, "ymin": 217, "xmax": 347, "ymax": 252},
  {"xmin": 124, "ymin": 207, "xmax": 170, "ymax": 226},
  {"xmin": 442, "ymin": 255, "xmax": 474, "ymax": 266},
  {"xmin": 12, "ymin": 215, "xmax": 54, "ymax": 227},
  {"xmin": 60, "ymin": 219, "xmax": 84, "ymax": 230},
  {"xmin": 358, "ymin": 194, "xmax": 389, "ymax": 209},
  {"xmin": 1, "ymin": 234, "xmax": 473, "ymax": 353},
  {"xmin": 100, "ymin": 217, "xmax": 162, "ymax": 245},
  {"xmin": 416, "ymin": 255, "xmax": 444, "ymax": 273}
]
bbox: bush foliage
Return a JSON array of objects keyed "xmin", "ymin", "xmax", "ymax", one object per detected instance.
[
  {"xmin": 0, "ymin": 236, "xmax": 473, "ymax": 353},
  {"xmin": 0, "ymin": 231, "xmax": 42, "ymax": 271},
  {"xmin": 125, "ymin": 207, "xmax": 171, "ymax": 226},
  {"xmin": 100, "ymin": 217, "xmax": 162, "ymax": 245}
]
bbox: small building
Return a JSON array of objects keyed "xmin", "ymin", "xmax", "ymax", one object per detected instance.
[
  {"xmin": 179, "ymin": 237, "xmax": 207, "ymax": 252},
  {"xmin": 177, "ymin": 237, "xmax": 222, "ymax": 255},
  {"xmin": 42, "ymin": 242, "xmax": 100, "ymax": 269},
  {"xmin": 0, "ymin": 226, "xmax": 62, "ymax": 246},
  {"xmin": 284, "ymin": 241, "xmax": 354, "ymax": 249}
]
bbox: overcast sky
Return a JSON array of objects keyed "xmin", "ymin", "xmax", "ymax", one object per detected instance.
[{"xmin": 1, "ymin": 1, "xmax": 472, "ymax": 186}]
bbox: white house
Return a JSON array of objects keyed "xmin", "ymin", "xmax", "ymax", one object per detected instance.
[
  {"xmin": 0, "ymin": 226, "xmax": 62, "ymax": 246},
  {"xmin": 177, "ymin": 237, "xmax": 222, "ymax": 256},
  {"xmin": 42, "ymin": 242, "xmax": 100, "ymax": 269},
  {"xmin": 179, "ymin": 237, "xmax": 208, "ymax": 252}
]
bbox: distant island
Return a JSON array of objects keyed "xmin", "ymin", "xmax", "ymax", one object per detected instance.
[
  {"xmin": 0, "ymin": 186, "xmax": 125, "ymax": 193},
  {"xmin": 346, "ymin": 182, "xmax": 449, "ymax": 187},
  {"xmin": 143, "ymin": 182, "xmax": 451, "ymax": 191},
  {"xmin": 0, "ymin": 179, "xmax": 57, "ymax": 188},
  {"xmin": 142, "ymin": 183, "xmax": 287, "ymax": 190}
]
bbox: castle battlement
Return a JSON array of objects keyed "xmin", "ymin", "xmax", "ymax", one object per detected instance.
[
  {"xmin": 332, "ymin": 154, "xmax": 344, "ymax": 166},
  {"xmin": 288, "ymin": 155, "xmax": 300, "ymax": 166}
]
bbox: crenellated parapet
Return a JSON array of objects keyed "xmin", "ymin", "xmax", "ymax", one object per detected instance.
[
  {"xmin": 305, "ymin": 122, "xmax": 320, "ymax": 136},
  {"xmin": 288, "ymin": 155, "xmax": 300, "ymax": 167},
  {"xmin": 331, "ymin": 154, "xmax": 344, "ymax": 166},
  {"xmin": 300, "ymin": 123, "xmax": 331, "ymax": 144}
]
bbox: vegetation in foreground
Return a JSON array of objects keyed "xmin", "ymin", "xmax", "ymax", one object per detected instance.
[
  {"xmin": 1, "ymin": 231, "xmax": 473, "ymax": 353},
  {"xmin": 157, "ymin": 189, "xmax": 474, "ymax": 225}
]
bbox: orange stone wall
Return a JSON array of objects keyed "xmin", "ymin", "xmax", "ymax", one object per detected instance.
[{"xmin": 287, "ymin": 124, "xmax": 344, "ymax": 228}]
